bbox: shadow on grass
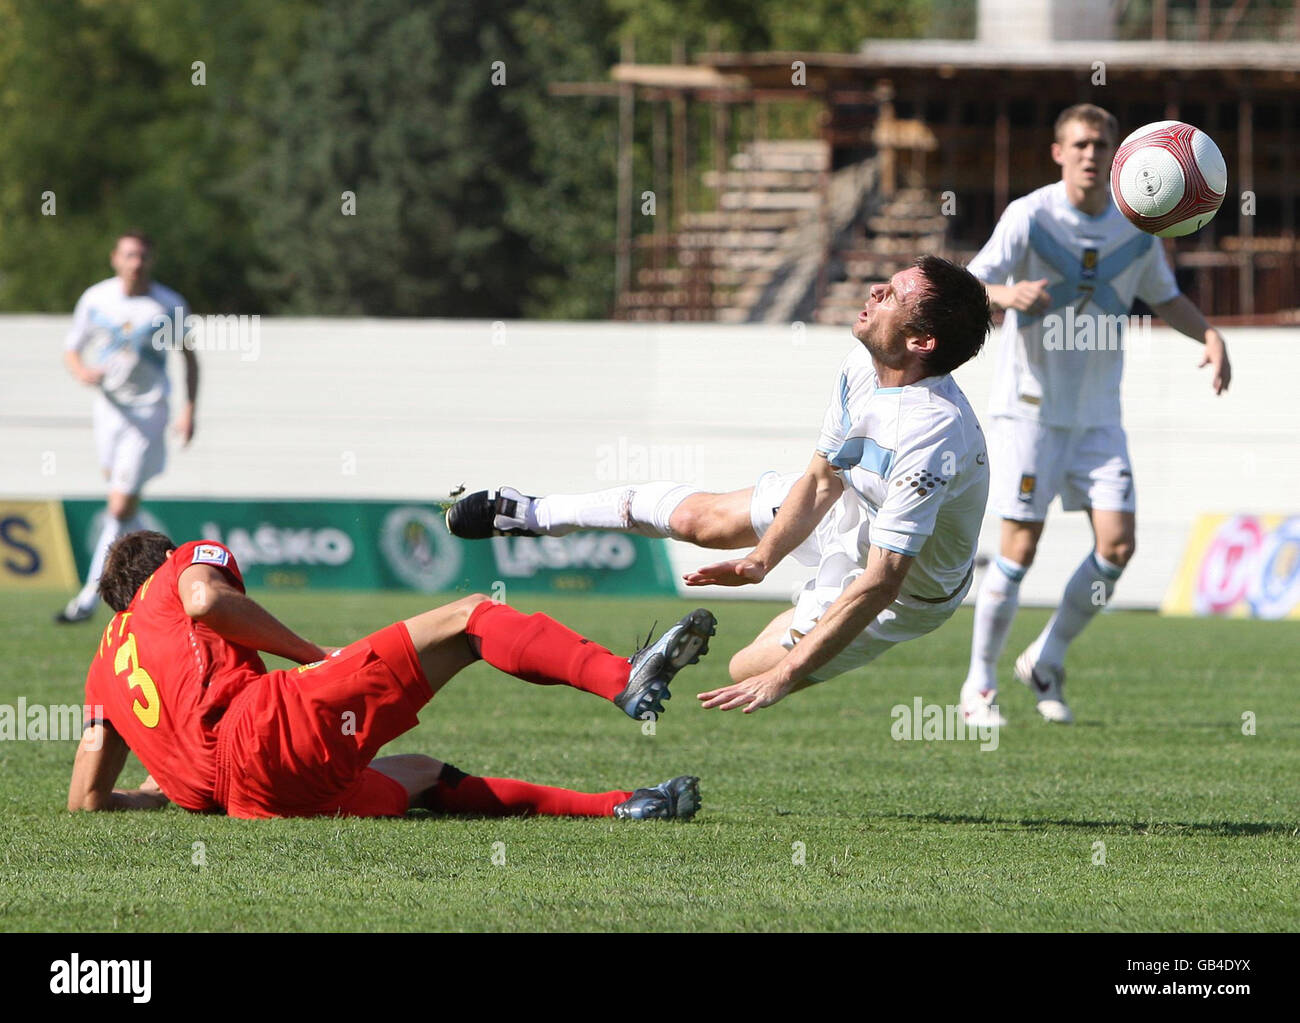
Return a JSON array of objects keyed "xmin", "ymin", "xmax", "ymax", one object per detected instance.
[{"xmin": 883, "ymin": 812, "xmax": 1297, "ymax": 837}]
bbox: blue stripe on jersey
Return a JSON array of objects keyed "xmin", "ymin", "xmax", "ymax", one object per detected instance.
[
  {"xmin": 1022, "ymin": 221, "xmax": 1154, "ymax": 320},
  {"xmin": 88, "ymin": 308, "xmax": 168, "ymax": 367},
  {"xmin": 839, "ymin": 371, "xmax": 851, "ymax": 437},
  {"xmin": 872, "ymin": 538, "xmax": 918, "ymax": 556},
  {"xmin": 1095, "ymin": 232, "xmax": 1156, "ymax": 285},
  {"xmin": 829, "ymin": 435, "xmax": 895, "ymax": 477}
]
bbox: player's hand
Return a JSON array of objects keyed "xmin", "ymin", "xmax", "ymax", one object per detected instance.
[
  {"xmin": 698, "ymin": 669, "xmax": 792, "ymax": 713},
  {"xmin": 1005, "ymin": 278, "xmax": 1051, "ymax": 314},
  {"xmin": 1200, "ymin": 333, "xmax": 1231, "ymax": 394},
  {"xmin": 173, "ymin": 405, "xmax": 195, "ymax": 446},
  {"xmin": 76, "ymin": 366, "xmax": 105, "ymax": 386},
  {"xmin": 139, "ymin": 774, "xmax": 164, "ymax": 796},
  {"xmin": 683, "ymin": 556, "xmax": 767, "ymax": 587}
]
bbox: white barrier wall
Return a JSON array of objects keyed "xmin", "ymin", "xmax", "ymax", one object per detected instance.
[{"xmin": 3, "ymin": 315, "xmax": 1297, "ymax": 606}]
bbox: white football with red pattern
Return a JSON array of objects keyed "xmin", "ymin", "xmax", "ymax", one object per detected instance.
[{"xmin": 1110, "ymin": 120, "xmax": 1227, "ymax": 238}]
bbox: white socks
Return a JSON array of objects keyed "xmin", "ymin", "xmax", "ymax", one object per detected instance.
[
  {"xmin": 963, "ymin": 556, "xmax": 1027, "ymax": 699},
  {"xmin": 72, "ymin": 512, "xmax": 140, "ymax": 613},
  {"xmin": 1027, "ymin": 551, "xmax": 1123, "ymax": 668},
  {"xmin": 534, "ymin": 482, "xmax": 699, "ymax": 539}
]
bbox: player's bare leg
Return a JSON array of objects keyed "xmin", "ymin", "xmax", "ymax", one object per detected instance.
[
  {"xmin": 698, "ymin": 607, "xmax": 818, "ymax": 709},
  {"xmin": 446, "ymin": 481, "xmax": 758, "ymax": 548},
  {"xmin": 1088, "ymin": 508, "xmax": 1136, "ymax": 569},
  {"xmin": 1015, "ymin": 508, "xmax": 1132, "ymax": 724},
  {"xmin": 726, "ymin": 607, "xmax": 798, "ymax": 682},
  {"xmin": 666, "ymin": 488, "xmax": 759, "ymax": 548},
  {"xmin": 961, "ymin": 518, "xmax": 1045, "ymax": 726},
  {"xmin": 369, "ymin": 753, "xmax": 446, "ymax": 802},
  {"xmin": 401, "ymin": 594, "xmax": 490, "ymax": 695},
  {"xmin": 58, "ymin": 486, "xmax": 143, "ymax": 624}
]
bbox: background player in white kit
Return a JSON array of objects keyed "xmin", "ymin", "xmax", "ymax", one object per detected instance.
[
  {"xmin": 448, "ymin": 256, "xmax": 993, "ymax": 711},
  {"xmin": 56, "ymin": 231, "xmax": 199, "ymax": 623},
  {"xmin": 958, "ymin": 104, "xmax": 1231, "ymax": 725}
]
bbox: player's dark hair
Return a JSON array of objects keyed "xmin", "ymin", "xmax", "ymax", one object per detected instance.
[
  {"xmin": 905, "ymin": 255, "xmax": 992, "ymax": 378},
  {"xmin": 1054, "ymin": 103, "xmax": 1118, "ymax": 144},
  {"xmin": 115, "ymin": 229, "xmax": 155, "ymax": 252},
  {"xmin": 99, "ymin": 530, "xmax": 175, "ymax": 612}
]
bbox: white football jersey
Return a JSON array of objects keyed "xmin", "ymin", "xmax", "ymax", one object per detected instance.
[
  {"xmin": 969, "ymin": 181, "xmax": 1180, "ymax": 428},
  {"xmin": 65, "ymin": 278, "xmax": 188, "ymax": 408},
  {"xmin": 815, "ymin": 346, "xmax": 989, "ymax": 605}
]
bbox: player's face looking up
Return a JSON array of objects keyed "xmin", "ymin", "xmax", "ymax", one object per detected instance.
[
  {"xmin": 111, "ymin": 236, "xmax": 154, "ymax": 293},
  {"xmin": 852, "ymin": 266, "xmax": 929, "ymax": 369}
]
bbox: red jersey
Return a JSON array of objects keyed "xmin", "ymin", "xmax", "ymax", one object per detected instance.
[{"xmin": 83, "ymin": 541, "xmax": 267, "ymax": 811}]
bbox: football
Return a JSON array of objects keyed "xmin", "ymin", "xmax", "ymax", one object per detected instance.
[{"xmin": 1111, "ymin": 120, "xmax": 1227, "ymax": 237}]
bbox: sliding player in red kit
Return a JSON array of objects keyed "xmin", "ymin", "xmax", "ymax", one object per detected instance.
[{"xmin": 68, "ymin": 531, "xmax": 714, "ymax": 820}]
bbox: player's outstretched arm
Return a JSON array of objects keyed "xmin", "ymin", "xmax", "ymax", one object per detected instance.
[
  {"xmin": 685, "ymin": 452, "xmax": 842, "ymax": 588},
  {"xmin": 178, "ymin": 563, "xmax": 325, "ymax": 664},
  {"xmin": 68, "ymin": 722, "xmax": 170, "ymax": 812},
  {"xmin": 699, "ymin": 546, "xmax": 912, "ymax": 713},
  {"xmin": 1151, "ymin": 294, "xmax": 1231, "ymax": 394}
]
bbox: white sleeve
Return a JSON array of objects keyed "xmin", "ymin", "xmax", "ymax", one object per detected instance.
[
  {"xmin": 64, "ymin": 289, "xmax": 93, "ymax": 352},
  {"xmin": 967, "ymin": 201, "xmax": 1029, "ymax": 286},
  {"xmin": 870, "ymin": 410, "xmax": 959, "ymax": 555},
  {"xmin": 815, "ymin": 353, "xmax": 853, "ymax": 458},
  {"xmin": 1134, "ymin": 239, "xmax": 1181, "ymax": 307}
]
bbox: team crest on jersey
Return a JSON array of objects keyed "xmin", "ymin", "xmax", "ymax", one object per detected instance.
[
  {"xmin": 192, "ymin": 544, "xmax": 230, "ymax": 566},
  {"xmin": 1075, "ymin": 247, "xmax": 1100, "ymax": 308},
  {"xmin": 1017, "ymin": 474, "xmax": 1037, "ymax": 503}
]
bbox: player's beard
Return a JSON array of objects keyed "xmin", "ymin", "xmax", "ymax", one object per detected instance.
[{"xmin": 860, "ymin": 320, "xmax": 909, "ymax": 370}]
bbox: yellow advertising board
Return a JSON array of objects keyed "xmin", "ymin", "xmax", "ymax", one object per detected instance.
[
  {"xmin": 1162, "ymin": 514, "xmax": 1300, "ymax": 619},
  {"xmin": 0, "ymin": 501, "xmax": 79, "ymax": 590}
]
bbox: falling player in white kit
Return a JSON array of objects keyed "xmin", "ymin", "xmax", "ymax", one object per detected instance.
[
  {"xmin": 958, "ymin": 104, "xmax": 1231, "ymax": 725},
  {"xmin": 447, "ymin": 256, "xmax": 993, "ymax": 711},
  {"xmin": 56, "ymin": 231, "xmax": 199, "ymax": 623}
]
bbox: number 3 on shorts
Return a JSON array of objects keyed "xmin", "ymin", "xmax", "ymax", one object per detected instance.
[{"xmin": 114, "ymin": 633, "xmax": 161, "ymax": 728}]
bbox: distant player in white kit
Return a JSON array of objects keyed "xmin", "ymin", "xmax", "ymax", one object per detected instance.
[
  {"xmin": 56, "ymin": 231, "xmax": 199, "ymax": 623},
  {"xmin": 958, "ymin": 104, "xmax": 1231, "ymax": 724},
  {"xmin": 447, "ymin": 256, "xmax": 993, "ymax": 710}
]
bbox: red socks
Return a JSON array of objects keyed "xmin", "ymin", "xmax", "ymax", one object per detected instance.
[
  {"xmin": 421, "ymin": 767, "xmax": 630, "ymax": 817},
  {"xmin": 441, "ymin": 604, "xmax": 639, "ymax": 816},
  {"xmin": 465, "ymin": 600, "xmax": 630, "ymax": 702}
]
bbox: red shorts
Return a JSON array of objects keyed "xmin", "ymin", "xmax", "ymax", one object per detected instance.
[{"xmin": 215, "ymin": 622, "xmax": 432, "ymax": 819}]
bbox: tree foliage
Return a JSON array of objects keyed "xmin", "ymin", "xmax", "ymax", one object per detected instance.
[{"xmin": 0, "ymin": 0, "xmax": 929, "ymax": 317}]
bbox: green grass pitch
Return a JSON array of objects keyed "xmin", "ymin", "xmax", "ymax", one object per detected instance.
[{"xmin": 1, "ymin": 588, "xmax": 1296, "ymax": 932}]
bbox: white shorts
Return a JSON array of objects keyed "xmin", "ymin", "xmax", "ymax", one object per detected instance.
[
  {"xmin": 752, "ymin": 469, "xmax": 970, "ymax": 682},
  {"xmin": 93, "ymin": 394, "xmax": 167, "ymax": 495},
  {"xmin": 989, "ymin": 415, "xmax": 1135, "ymax": 522},
  {"xmin": 749, "ymin": 470, "xmax": 826, "ymax": 568},
  {"xmin": 780, "ymin": 571, "xmax": 970, "ymax": 683}
]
